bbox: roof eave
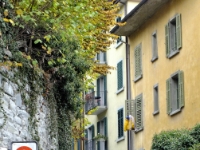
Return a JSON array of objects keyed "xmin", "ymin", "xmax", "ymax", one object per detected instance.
[{"xmin": 110, "ymin": 0, "xmax": 169, "ymax": 36}]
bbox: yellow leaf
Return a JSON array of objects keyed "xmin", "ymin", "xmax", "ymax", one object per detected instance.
[
  {"xmin": 42, "ymin": 45, "xmax": 47, "ymax": 50},
  {"xmin": 3, "ymin": 18, "xmax": 9, "ymax": 22},
  {"xmin": 9, "ymin": 19, "xmax": 15, "ymax": 26},
  {"xmin": 4, "ymin": 9, "xmax": 8, "ymax": 17},
  {"xmin": 27, "ymin": 55, "xmax": 31, "ymax": 60},
  {"xmin": 16, "ymin": 9, "xmax": 23, "ymax": 15}
]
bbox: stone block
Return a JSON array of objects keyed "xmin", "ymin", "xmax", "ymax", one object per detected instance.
[
  {"xmin": 15, "ymin": 93, "xmax": 22, "ymax": 108},
  {"xmin": 3, "ymin": 82, "xmax": 14, "ymax": 96}
]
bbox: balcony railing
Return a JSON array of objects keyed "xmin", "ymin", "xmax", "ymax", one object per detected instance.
[
  {"xmin": 85, "ymin": 91, "xmax": 107, "ymax": 115},
  {"xmin": 85, "ymin": 139, "xmax": 95, "ymax": 150}
]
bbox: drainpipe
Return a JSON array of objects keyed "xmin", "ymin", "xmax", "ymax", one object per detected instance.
[{"xmin": 118, "ymin": 1, "xmax": 132, "ymax": 150}]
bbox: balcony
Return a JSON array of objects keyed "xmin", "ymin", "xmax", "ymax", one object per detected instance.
[{"xmin": 85, "ymin": 91, "xmax": 107, "ymax": 115}]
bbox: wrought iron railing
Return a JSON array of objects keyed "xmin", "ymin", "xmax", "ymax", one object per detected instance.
[{"xmin": 85, "ymin": 91, "xmax": 107, "ymax": 113}]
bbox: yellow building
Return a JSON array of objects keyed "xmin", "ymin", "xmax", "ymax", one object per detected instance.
[{"xmin": 111, "ymin": 0, "xmax": 200, "ymax": 149}]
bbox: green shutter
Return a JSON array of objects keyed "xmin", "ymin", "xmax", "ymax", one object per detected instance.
[
  {"xmin": 118, "ymin": 109, "xmax": 123, "ymax": 138},
  {"xmin": 77, "ymin": 139, "xmax": 81, "ymax": 150},
  {"xmin": 104, "ymin": 117, "xmax": 107, "ymax": 136},
  {"xmin": 176, "ymin": 14, "xmax": 182, "ymax": 50},
  {"xmin": 125, "ymin": 99, "xmax": 135, "ymax": 117},
  {"xmin": 178, "ymin": 71, "xmax": 184, "ymax": 108},
  {"xmin": 104, "ymin": 75, "xmax": 107, "ymax": 106},
  {"xmin": 97, "ymin": 78, "xmax": 100, "ymax": 97},
  {"xmin": 138, "ymin": 44, "xmax": 142, "ymax": 76},
  {"xmin": 134, "ymin": 46, "xmax": 138, "ymax": 78},
  {"xmin": 135, "ymin": 44, "xmax": 142, "ymax": 79},
  {"xmin": 103, "ymin": 52, "xmax": 107, "ymax": 62},
  {"xmin": 97, "ymin": 53, "xmax": 100, "ymax": 60},
  {"xmin": 135, "ymin": 94, "xmax": 143, "ymax": 131},
  {"xmin": 97, "ymin": 121, "xmax": 100, "ymax": 150},
  {"xmin": 91, "ymin": 125, "xmax": 95, "ymax": 138},
  {"xmin": 165, "ymin": 23, "xmax": 170, "ymax": 57},
  {"xmin": 166, "ymin": 79, "xmax": 171, "ymax": 114},
  {"xmin": 85, "ymin": 129, "xmax": 88, "ymax": 140},
  {"xmin": 117, "ymin": 61, "xmax": 123, "ymax": 90}
]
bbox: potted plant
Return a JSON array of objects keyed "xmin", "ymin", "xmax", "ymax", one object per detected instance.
[{"xmin": 93, "ymin": 133, "xmax": 107, "ymax": 141}]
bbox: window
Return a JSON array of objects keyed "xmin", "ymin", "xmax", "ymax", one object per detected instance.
[
  {"xmin": 166, "ymin": 70, "xmax": 184, "ymax": 116},
  {"xmin": 151, "ymin": 31, "xmax": 158, "ymax": 62},
  {"xmin": 165, "ymin": 13, "xmax": 182, "ymax": 58},
  {"xmin": 85, "ymin": 125, "xmax": 95, "ymax": 150},
  {"xmin": 134, "ymin": 43, "xmax": 142, "ymax": 82},
  {"xmin": 153, "ymin": 84, "xmax": 159, "ymax": 115},
  {"xmin": 97, "ymin": 76, "xmax": 107, "ymax": 106},
  {"xmin": 118, "ymin": 108, "xmax": 124, "ymax": 138},
  {"xmin": 97, "ymin": 118, "xmax": 107, "ymax": 150},
  {"xmin": 97, "ymin": 51, "xmax": 106, "ymax": 64},
  {"xmin": 116, "ymin": 17, "xmax": 123, "ymax": 48},
  {"xmin": 117, "ymin": 60, "xmax": 123, "ymax": 92},
  {"xmin": 135, "ymin": 94, "xmax": 143, "ymax": 132}
]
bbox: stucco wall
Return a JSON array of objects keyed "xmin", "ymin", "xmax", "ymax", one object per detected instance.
[
  {"xmin": 128, "ymin": 0, "xmax": 200, "ymax": 149},
  {"xmin": 0, "ymin": 71, "xmax": 57, "ymax": 150}
]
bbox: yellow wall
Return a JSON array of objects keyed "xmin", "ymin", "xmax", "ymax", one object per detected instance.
[{"xmin": 128, "ymin": 0, "xmax": 200, "ymax": 149}]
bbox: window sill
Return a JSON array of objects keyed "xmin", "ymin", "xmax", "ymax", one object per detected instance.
[
  {"xmin": 151, "ymin": 56, "xmax": 158, "ymax": 62},
  {"xmin": 116, "ymin": 136, "xmax": 125, "ymax": 143},
  {"xmin": 115, "ymin": 41, "xmax": 123, "ymax": 49},
  {"xmin": 153, "ymin": 110, "xmax": 159, "ymax": 116},
  {"xmin": 169, "ymin": 108, "xmax": 181, "ymax": 116},
  {"xmin": 116, "ymin": 87, "xmax": 124, "ymax": 95},
  {"xmin": 134, "ymin": 127, "xmax": 143, "ymax": 134},
  {"xmin": 168, "ymin": 50, "xmax": 179, "ymax": 59},
  {"xmin": 134, "ymin": 75, "xmax": 142, "ymax": 83}
]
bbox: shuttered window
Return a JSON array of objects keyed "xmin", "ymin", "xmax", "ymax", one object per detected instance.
[
  {"xmin": 97, "ymin": 117, "xmax": 107, "ymax": 150},
  {"xmin": 153, "ymin": 84, "xmax": 159, "ymax": 115},
  {"xmin": 135, "ymin": 94, "xmax": 143, "ymax": 132},
  {"xmin": 151, "ymin": 31, "xmax": 158, "ymax": 62},
  {"xmin": 134, "ymin": 43, "xmax": 142, "ymax": 81},
  {"xmin": 165, "ymin": 13, "xmax": 182, "ymax": 58},
  {"xmin": 117, "ymin": 60, "xmax": 123, "ymax": 90},
  {"xmin": 166, "ymin": 70, "xmax": 184, "ymax": 115},
  {"xmin": 118, "ymin": 108, "xmax": 124, "ymax": 138}
]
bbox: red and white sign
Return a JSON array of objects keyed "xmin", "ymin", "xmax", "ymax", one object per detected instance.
[{"xmin": 11, "ymin": 141, "xmax": 38, "ymax": 150}]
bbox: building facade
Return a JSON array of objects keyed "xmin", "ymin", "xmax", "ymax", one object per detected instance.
[
  {"xmin": 111, "ymin": 0, "xmax": 200, "ymax": 149},
  {"xmin": 83, "ymin": 1, "xmax": 140, "ymax": 150}
]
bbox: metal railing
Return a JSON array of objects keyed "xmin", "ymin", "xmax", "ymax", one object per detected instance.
[
  {"xmin": 85, "ymin": 91, "xmax": 107, "ymax": 113},
  {"xmin": 85, "ymin": 139, "xmax": 95, "ymax": 150}
]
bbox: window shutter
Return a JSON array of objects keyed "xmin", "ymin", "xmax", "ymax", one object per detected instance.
[
  {"xmin": 97, "ymin": 122, "xmax": 100, "ymax": 150},
  {"xmin": 166, "ymin": 79, "xmax": 171, "ymax": 114},
  {"xmin": 97, "ymin": 53, "xmax": 100, "ymax": 60},
  {"xmin": 135, "ymin": 44, "xmax": 142, "ymax": 79},
  {"xmin": 176, "ymin": 14, "xmax": 182, "ymax": 50},
  {"xmin": 117, "ymin": 61, "xmax": 123, "ymax": 90},
  {"xmin": 104, "ymin": 76, "xmax": 107, "ymax": 106},
  {"xmin": 104, "ymin": 117, "xmax": 107, "ymax": 137},
  {"xmin": 135, "ymin": 46, "xmax": 139, "ymax": 78},
  {"xmin": 103, "ymin": 52, "xmax": 107, "ymax": 62},
  {"xmin": 91, "ymin": 125, "xmax": 95, "ymax": 138},
  {"xmin": 77, "ymin": 139, "xmax": 81, "ymax": 150},
  {"xmin": 125, "ymin": 99, "xmax": 135, "ymax": 117},
  {"xmin": 138, "ymin": 44, "xmax": 142, "ymax": 76},
  {"xmin": 178, "ymin": 71, "xmax": 184, "ymax": 108},
  {"xmin": 97, "ymin": 78, "xmax": 100, "ymax": 97},
  {"xmin": 135, "ymin": 94, "xmax": 143, "ymax": 131},
  {"xmin": 165, "ymin": 24, "xmax": 170, "ymax": 57},
  {"xmin": 118, "ymin": 109, "xmax": 123, "ymax": 138}
]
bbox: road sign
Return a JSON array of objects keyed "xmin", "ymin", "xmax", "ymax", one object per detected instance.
[{"xmin": 11, "ymin": 141, "xmax": 38, "ymax": 150}]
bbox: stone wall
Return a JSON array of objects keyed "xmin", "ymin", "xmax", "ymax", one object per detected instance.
[{"xmin": 0, "ymin": 72, "xmax": 58, "ymax": 150}]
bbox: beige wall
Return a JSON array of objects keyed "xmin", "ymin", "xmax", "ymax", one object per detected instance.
[{"xmin": 128, "ymin": 0, "xmax": 200, "ymax": 149}]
